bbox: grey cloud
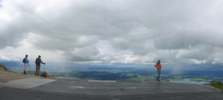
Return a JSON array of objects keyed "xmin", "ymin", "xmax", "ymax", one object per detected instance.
[{"xmin": 1, "ymin": 0, "xmax": 223, "ymax": 64}]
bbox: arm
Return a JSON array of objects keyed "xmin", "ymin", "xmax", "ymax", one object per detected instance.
[{"xmin": 40, "ymin": 59, "xmax": 46, "ymax": 64}]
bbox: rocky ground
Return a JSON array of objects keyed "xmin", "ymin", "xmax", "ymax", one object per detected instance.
[{"xmin": 0, "ymin": 65, "xmax": 223, "ymax": 100}]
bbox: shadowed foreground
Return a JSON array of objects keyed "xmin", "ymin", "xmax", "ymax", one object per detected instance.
[
  {"xmin": 0, "ymin": 78, "xmax": 223, "ymax": 100},
  {"xmin": 0, "ymin": 87, "xmax": 223, "ymax": 100}
]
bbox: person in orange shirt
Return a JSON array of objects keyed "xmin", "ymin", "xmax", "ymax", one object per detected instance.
[{"xmin": 154, "ymin": 60, "xmax": 162, "ymax": 81}]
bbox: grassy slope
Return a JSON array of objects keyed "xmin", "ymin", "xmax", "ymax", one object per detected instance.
[
  {"xmin": 0, "ymin": 64, "xmax": 28, "ymax": 82},
  {"xmin": 210, "ymin": 81, "xmax": 223, "ymax": 92},
  {"xmin": 0, "ymin": 64, "xmax": 8, "ymax": 71}
]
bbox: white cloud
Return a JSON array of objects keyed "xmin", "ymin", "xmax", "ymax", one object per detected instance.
[{"xmin": 0, "ymin": 0, "xmax": 223, "ymax": 64}]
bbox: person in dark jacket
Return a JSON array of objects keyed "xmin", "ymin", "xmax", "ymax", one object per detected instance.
[
  {"xmin": 22, "ymin": 54, "xmax": 29, "ymax": 75},
  {"xmin": 35, "ymin": 55, "xmax": 45, "ymax": 76}
]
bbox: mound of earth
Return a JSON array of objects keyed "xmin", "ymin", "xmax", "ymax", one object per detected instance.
[
  {"xmin": 0, "ymin": 64, "xmax": 8, "ymax": 71},
  {"xmin": 0, "ymin": 64, "xmax": 28, "ymax": 82}
]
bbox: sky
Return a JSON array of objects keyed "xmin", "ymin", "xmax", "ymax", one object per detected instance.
[{"xmin": 0, "ymin": 0, "xmax": 223, "ymax": 64}]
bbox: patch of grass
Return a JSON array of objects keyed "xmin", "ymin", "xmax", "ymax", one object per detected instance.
[{"xmin": 210, "ymin": 81, "xmax": 223, "ymax": 92}]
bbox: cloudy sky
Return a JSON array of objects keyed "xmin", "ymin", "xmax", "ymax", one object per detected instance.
[{"xmin": 0, "ymin": 0, "xmax": 223, "ymax": 64}]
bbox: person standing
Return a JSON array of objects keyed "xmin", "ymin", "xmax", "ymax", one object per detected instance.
[
  {"xmin": 154, "ymin": 60, "xmax": 162, "ymax": 81},
  {"xmin": 35, "ymin": 55, "xmax": 45, "ymax": 76},
  {"xmin": 22, "ymin": 54, "xmax": 29, "ymax": 75}
]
